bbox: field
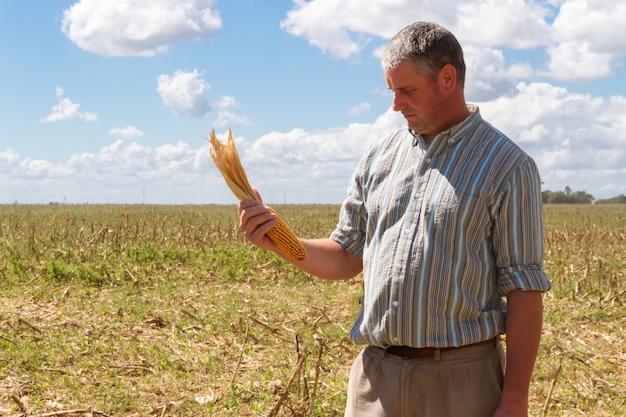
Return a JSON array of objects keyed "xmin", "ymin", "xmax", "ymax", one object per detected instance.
[{"xmin": 0, "ymin": 204, "xmax": 624, "ymax": 416}]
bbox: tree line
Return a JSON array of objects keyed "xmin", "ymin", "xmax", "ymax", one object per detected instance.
[{"xmin": 542, "ymin": 186, "xmax": 626, "ymax": 204}]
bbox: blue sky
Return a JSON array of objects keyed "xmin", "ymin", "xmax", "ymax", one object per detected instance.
[{"xmin": 1, "ymin": 0, "xmax": 625, "ymax": 204}]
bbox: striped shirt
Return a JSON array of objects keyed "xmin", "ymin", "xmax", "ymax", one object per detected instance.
[{"xmin": 330, "ymin": 106, "xmax": 551, "ymax": 348}]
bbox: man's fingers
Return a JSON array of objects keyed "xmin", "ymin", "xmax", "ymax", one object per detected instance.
[
  {"xmin": 238, "ymin": 200, "xmax": 278, "ymax": 246},
  {"xmin": 245, "ymin": 215, "xmax": 277, "ymax": 242}
]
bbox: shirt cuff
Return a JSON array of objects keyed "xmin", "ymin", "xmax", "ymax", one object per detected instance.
[
  {"xmin": 330, "ymin": 229, "xmax": 364, "ymax": 259},
  {"xmin": 497, "ymin": 264, "xmax": 552, "ymax": 296}
]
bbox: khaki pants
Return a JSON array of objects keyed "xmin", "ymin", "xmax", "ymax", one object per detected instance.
[{"xmin": 345, "ymin": 341, "xmax": 505, "ymax": 417}]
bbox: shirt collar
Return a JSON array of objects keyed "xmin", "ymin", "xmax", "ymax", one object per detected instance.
[{"xmin": 409, "ymin": 104, "xmax": 481, "ymax": 149}]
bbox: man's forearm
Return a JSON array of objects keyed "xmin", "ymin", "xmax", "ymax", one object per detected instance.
[
  {"xmin": 238, "ymin": 199, "xmax": 363, "ymax": 281},
  {"xmin": 283, "ymin": 238, "xmax": 363, "ymax": 281},
  {"xmin": 499, "ymin": 290, "xmax": 544, "ymax": 413}
]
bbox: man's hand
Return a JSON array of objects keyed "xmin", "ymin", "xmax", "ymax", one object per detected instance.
[
  {"xmin": 238, "ymin": 195, "xmax": 281, "ymax": 254},
  {"xmin": 492, "ymin": 401, "xmax": 529, "ymax": 417}
]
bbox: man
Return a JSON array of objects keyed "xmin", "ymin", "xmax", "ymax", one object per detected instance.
[{"xmin": 239, "ymin": 21, "xmax": 551, "ymax": 417}]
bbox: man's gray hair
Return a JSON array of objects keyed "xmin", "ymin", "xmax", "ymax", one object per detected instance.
[{"xmin": 381, "ymin": 22, "xmax": 466, "ymax": 86}]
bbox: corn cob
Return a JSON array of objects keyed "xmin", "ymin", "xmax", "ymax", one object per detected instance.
[
  {"xmin": 266, "ymin": 207, "xmax": 307, "ymax": 261},
  {"xmin": 207, "ymin": 129, "xmax": 307, "ymax": 261}
]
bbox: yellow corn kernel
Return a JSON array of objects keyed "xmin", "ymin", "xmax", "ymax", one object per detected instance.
[{"xmin": 266, "ymin": 207, "xmax": 307, "ymax": 261}]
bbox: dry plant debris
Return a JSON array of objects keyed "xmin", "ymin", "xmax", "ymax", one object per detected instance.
[{"xmin": 0, "ymin": 204, "xmax": 624, "ymax": 416}]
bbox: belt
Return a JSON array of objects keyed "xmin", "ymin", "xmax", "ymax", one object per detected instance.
[{"xmin": 384, "ymin": 337, "xmax": 497, "ymax": 360}]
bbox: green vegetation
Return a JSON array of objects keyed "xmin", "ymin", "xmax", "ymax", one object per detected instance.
[
  {"xmin": 596, "ymin": 194, "xmax": 626, "ymax": 204},
  {"xmin": 1, "ymin": 204, "xmax": 625, "ymax": 416},
  {"xmin": 543, "ymin": 186, "xmax": 626, "ymax": 205},
  {"xmin": 543, "ymin": 187, "xmax": 595, "ymax": 204}
]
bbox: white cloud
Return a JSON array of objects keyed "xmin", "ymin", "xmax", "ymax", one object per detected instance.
[
  {"xmin": 280, "ymin": 0, "xmax": 437, "ymax": 59},
  {"xmin": 0, "ymin": 138, "xmax": 214, "ymax": 204},
  {"xmin": 157, "ymin": 69, "xmax": 211, "ymax": 117},
  {"xmin": 15, "ymin": 158, "xmax": 56, "ymax": 179},
  {"xmin": 280, "ymin": 1, "xmax": 364, "ymax": 59},
  {"xmin": 547, "ymin": 42, "xmax": 621, "ymax": 82},
  {"xmin": 236, "ymin": 109, "xmax": 404, "ymax": 203},
  {"xmin": 109, "ymin": 126, "xmax": 146, "ymax": 140},
  {"xmin": 61, "ymin": 0, "xmax": 222, "ymax": 57},
  {"xmin": 41, "ymin": 87, "xmax": 98, "ymax": 123},
  {"xmin": 217, "ymin": 96, "xmax": 238, "ymax": 109},
  {"xmin": 0, "ymin": 150, "xmax": 20, "ymax": 173},
  {"xmin": 464, "ymin": 46, "xmax": 535, "ymax": 101},
  {"xmin": 280, "ymin": 0, "xmax": 550, "ymax": 60},
  {"xmin": 0, "ymin": 110, "xmax": 404, "ymax": 204},
  {"xmin": 545, "ymin": 1, "xmax": 626, "ymax": 80},
  {"xmin": 281, "ymin": 0, "xmax": 624, "ymax": 85},
  {"xmin": 279, "ymin": 0, "xmax": 549, "ymax": 103},
  {"xmin": 455, "ymin": 0, "xmax": 552, "ymax": 49},
  {"xmin": 245, "ymin": 111, "xmax": 400, "ymax": 167},
  {"xmin": 551, "ymin": 0, "xmax": 626, "ymax": 52},
  {"xmin": 478, "ymin": 82, "xmax": 626, "ymax": 196},
  {"xmin": 213, "ymin": 96, "xmax": 253, "ymax": 128},
  {"xmin": 348, "ymin": 102, "xmax": 371, "ymax": 116}
]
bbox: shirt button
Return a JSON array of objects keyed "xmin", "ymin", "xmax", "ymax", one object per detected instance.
[
  {"xmin": 425, "ymin": 157, "xmax": 432, "ymax": 163},
  {"xmin": 393, "ymin": 337, "xmax": 399, "ymax": 343},
  {"xmin": 393, "ymin": 301, "xmax": 399, "ymax": 308}
]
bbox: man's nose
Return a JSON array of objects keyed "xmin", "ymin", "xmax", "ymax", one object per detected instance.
[{"xmin": 391, "ymin": 93, "xmax": 405, "ymax": 112}]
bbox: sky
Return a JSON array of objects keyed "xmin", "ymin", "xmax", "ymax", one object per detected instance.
[{"xmin": 1, "ymin": 0, "xmax": 625, "ymax": 205}]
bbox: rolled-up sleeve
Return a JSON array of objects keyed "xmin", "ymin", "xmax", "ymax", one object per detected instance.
[
  {"xmin": 330, "ymin": 157, "xmax": 368, "ymax": 258},
  {"xmin": 493, "ymin": 157, "xmax": 552, "ymax": 296}
]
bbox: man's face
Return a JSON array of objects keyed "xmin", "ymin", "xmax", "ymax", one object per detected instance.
[{"xmin": 385, "ymin": 61, "xmax": 446, "ymax": 136}]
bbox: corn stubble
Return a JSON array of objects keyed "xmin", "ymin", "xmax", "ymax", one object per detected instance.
[{"xmin": 207, "ymin": 129, "xmax": 307, "ymax": 261}]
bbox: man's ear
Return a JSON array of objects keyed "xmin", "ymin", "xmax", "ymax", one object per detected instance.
[{"xmin": 438, "ymin": 64, "xmax": 457, "ymax": 92}]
